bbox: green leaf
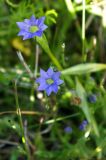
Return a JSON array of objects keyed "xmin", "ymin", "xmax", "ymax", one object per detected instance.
[
  {"xmin": 36, "ymin": 34, "xmax": 62, "ymax": 70},
  {"xmin": 62, "ymin": 63, "xmax": 106, "ymax": 75},
  {"xmin": 76, "ymin": 78, "xmax": 99, "ymax": 137},
  {"xmin": 65, "ymin": 0, "xmax": 76, "ymax": 19},
  {"xmin": 46, "ymin": 9, "xmax": 58, "ymax": 23}
]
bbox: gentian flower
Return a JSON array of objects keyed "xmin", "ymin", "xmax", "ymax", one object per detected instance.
[
  {"xmin": 79, "ymin": 120, "xmax": 88, "ymax": 131},
  {"xmin": 36, "ymin": 68, "xmax": 64, "ymax": 96},
  {"xmin": 16, "ymin": 15, "xmax": 48, "ymax": 40},
  {"xmin": 64, "ymin": 126, "xmax": 72, "ymax": 134}
]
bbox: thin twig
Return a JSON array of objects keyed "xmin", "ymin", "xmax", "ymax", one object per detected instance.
[
  {"xmin": 0, "ymin": 110, "xmax": 47, "ymax": 116},
  {"xmin": 0, "ymin": 139, "xmax": 18, "ymax": 146},
  {"xmin": 17, "ymin": 51, "xmax": 33, "ymax": 78},
  {"xmin": 24, "ymin": 120, "xmax": 31, "ymax": 157}
]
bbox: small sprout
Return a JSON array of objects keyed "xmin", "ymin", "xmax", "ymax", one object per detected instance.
[
  {"xmin": 22, "ymin": 137, "xmax": 26, "ymax": 144},
  {"xmin": 96, "ymin": 147, "xmax": 102, "ymax": 153},
  {"xmin": 62, "ymin": 91, "xmax": 72, "ymax": 100},
  {"xmin": 30, "ymin": 95, "xmax": 35, "ymax": 102}
]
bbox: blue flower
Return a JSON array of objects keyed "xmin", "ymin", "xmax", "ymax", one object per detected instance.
[
  {"xmin": 16, "ymin": 15, "xmax": 48, "ymax": 40},
  {"xmin": 88, "ymin": 94, "xmax": 97, "ymax": 103},
  {"xmin": 64, "ymin": 126, "xmax": 72, "ymax": 134},
  {"xmin": 36, "ymin": 68, "xmax": 64, "ymax": 96},
  {"xmin": 79, "ymin": 120, "xmax": 88, "ymax": 131}
]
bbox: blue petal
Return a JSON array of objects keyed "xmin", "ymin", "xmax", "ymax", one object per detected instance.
[
  {"xmin": 52, "ymin": 84, "xmax": 58, "ymax": 93},
  {"xmin": 29, "ymin": 15, "xmax": 37, "ymax": 26},
  {"xmin": 24, "ymin": 19, "xmax": 31, "ymax": 25},
  {"xmin": 40, "ymin": 69, "xmax": 48, "ymax": 78},
  {"xmin": 46, "ymin": 86, "xmax": 53, "ymax": 96},
  {"xmin": 64, "ymin": 126, "xmax": 72, "ymax": 133},
  {"xmin": 18, "ymin": 30, "xmax": 27, "ymax": 36},
  {"xmin": 47, "ymin": 68, "xmax": 54, "ymax": 77},
  {"xmin": 23, "ymin": 33, "xmax": 34, "ymax": 40},
  {"xmin": 33, "ymin": 30, "xmax": 43, "ymax": 37},
  {"xmin": 40, "ymin": 24, "xmax": 48, "ymax": 31},
  {"xmin": 52, "ymin": 72, "xmax": 61, "ymax": 81},
  {"xmin": 16, "ymin": 22, "xmax": 29, "ymax": 31},
  {"xmin": 36, "ymin": 77, "xmax": 44, "ymax": 83},
  {"xmin": 37, "ymin": 16, "xmax": 45, "ymax": 27},
  {"xmin": 55, "ymin": 79, "xmax": 64, "ymax": 85},
  {"xmin": 38, "ymin": 82, "xmax": 48, "ymax": 91},
  {"xmin": 82, "ymin": 120, "xmax": 88, "ymax": 125},
  {"xmin": 30, "ymin": 15, "xmax": 36, "ymax": 21}
]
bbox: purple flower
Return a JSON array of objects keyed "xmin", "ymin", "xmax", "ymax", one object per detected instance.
[
  {"xmin": 64, "ymin": 126, "xmax": 72, "ymax": 133},
  {"xmin": 79, "ymin": 120, "xmax": 88, "ymax": 131},
  {"xmin": 36, "ymin": 68, "xmax": 64, "ymax": 96},
  {"xmin": 16, "ymin": 15, "xmax": 48, "ymax": 40}
]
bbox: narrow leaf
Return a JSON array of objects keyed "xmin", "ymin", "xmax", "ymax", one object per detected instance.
[
  {"xmin": 76, "ymin": 78, "xmax": 99, "ymax": 137},
  {"xmin": 36, "ymin": 34, "xmax": 62, "ymax": 70},
  {"xmin": 62, "ymin": 63, "xmax": 106, "ymax": 75}
]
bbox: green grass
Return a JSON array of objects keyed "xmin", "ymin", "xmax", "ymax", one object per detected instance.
[{"xmin": 0, "ymin": 0, "xmax": 106, "ymax": 159}]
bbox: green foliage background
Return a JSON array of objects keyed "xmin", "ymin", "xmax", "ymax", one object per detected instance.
[{"xmin": 0, "ymin": 0, "xmax": 106, "ymax": 159}]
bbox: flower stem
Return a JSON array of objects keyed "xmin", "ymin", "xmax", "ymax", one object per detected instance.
[
  {"xmin": 34, "ymin": 44, "xmax": 39, "ymax": 77},
  {"xmin": 36, "ymin": 35, "xmax": 74, "ymax": 86},
  {"xmin": 48, "ymin": 50, "xmax": 62, "ymax": 70},
  {"xmin": 14, "ymin": 81, "xmax": 31, "ymax": 160},
  {"xmin": 36, "ymin": 35, "xmax": 62, "ymax": 70},
  {"xmin": 82, "ymin": 0, "xmax": 86, "ymax": 62}
]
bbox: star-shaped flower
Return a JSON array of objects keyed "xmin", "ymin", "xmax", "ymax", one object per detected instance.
[
  {"xmin": 36, "ymin": 68, "xmax": 64, "ymax": 96},
  {"xmin": 16, "ymin": 15, "xmax": 48, "ymax": 40}
]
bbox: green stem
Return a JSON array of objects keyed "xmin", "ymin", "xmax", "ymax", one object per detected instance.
[
  {"xmin": 82, "ymin": 0, "xmax": 86, "ymax": 62},
  {"xmin": 14, "ymin": 81, "xmax": 31, "ymax": 160},
  {"xmin": 65, "ymin": 0, "xmax": 76, "ymax": 19},
  {"xmin": 36, "ymin": 35, "xmax": 74, "ymax": 86},
  {"xmin": 6, "ymin": 0, "xmax": 18, "ymax": 8},
  {"xmin": 36, "ymin": 35, "xmax": 62, "ymax": 70},
  {"xmin": 48, "ymin": 50, "xmax": 62, "ymax": 70},
  {"xmin": 34, "ymin": 44, "xmax": 39, "ymax": 77}
]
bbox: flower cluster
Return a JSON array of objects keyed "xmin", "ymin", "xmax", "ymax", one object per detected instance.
[
  {"xmin": 16, "ymin": 15, "xmax": 63, "ymax": 96},
  {"xmin": 64, "ymin": 120, "xmax": 88, "ymax": 134},
  {"xmin": 36, "ymin": 68, "xmax": 63, "ymax": 96},
  {"xmin": 16, "ymin": 15, "xmax": 48, "ymax": 40},
  {"xmin": 16, "ymin": 15, "xmax": 66, "ymax": 155},
  {"xmin": 79, "ymin": 120, "xmax": 88, "ymax": 131}
]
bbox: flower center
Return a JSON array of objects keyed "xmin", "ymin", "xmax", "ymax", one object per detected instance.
[
  {"xmin": 29, "ymin": 26, "xmax": 38, "ymax": 33},
  {"xmin": 46, "ymin": 78, "xmax": 54, "ymax": 85}
]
